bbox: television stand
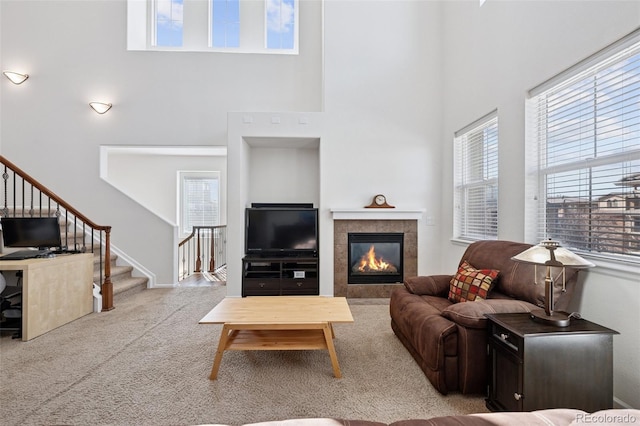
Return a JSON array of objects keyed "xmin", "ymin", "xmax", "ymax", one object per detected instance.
[{"xmin": 242, "ymin": 256, "xmax": 319, "ymax": 297}]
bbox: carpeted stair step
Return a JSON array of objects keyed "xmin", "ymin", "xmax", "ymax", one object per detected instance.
[
  {"xmin": 90, "ymin": 250, "xmax": 149, "ymax": 303},
  {"xmin": 113, "ymin": 276, "xmax": 148, "ymax": 300},
  {"xmin": 94, "ymin": 265, "xmax": 148, "ymax": 289},
  {"xmin": 92, "ymin": 252, "xmax": 119, "ymax": 273},
  {"xmin": 107, "ymin": 265, "xmax": 135, "ymax": 282}
]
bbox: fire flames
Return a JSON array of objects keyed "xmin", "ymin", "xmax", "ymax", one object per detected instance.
[{"xmin": 354, "ymin": 245, "xmax": 398, "ymax": 273}]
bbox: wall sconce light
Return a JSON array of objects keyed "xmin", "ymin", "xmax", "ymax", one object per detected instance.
[
  {"xmin": 3, "ymin": 71, "xmax": 29, "ymax": 85},
  {"xmin": 89, "ymin": 102, "xmax": 112, "ymax": 114}
]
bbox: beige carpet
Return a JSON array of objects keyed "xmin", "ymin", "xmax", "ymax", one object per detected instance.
[{"xmin": 0, "ymin": 286, "xmax": 486, "ymax": 426}]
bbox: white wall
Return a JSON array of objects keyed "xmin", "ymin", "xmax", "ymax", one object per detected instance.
[
  {"xmin": 0, "ymin": 2, "xmax": 3, "ymax": 154},
  {"xmin": 322, "ymin": 0, "xmax": 444, "ymax": 276},
  {"xmin": 248, "ymin": 145, "xmax": 319, "ymax": 205},
  {"xmin": 440, "ymin": 0, "xmax": 640, "ymax": 409},
  {"xmin": 0, "ymin": 0, "xmax": 322, "ymax": 284},
  {"xmin": 104, "ymin": 150, "xmax": 227, "ymax": 227}
]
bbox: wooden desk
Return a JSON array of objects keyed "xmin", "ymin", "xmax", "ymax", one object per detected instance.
[
  {"xmin": 199, "ymin": 296, "xmax": 354, "ymax": 379},
  {"xmin": 0, "ymin": 253, "xmax": 94, "ymax": 341}
]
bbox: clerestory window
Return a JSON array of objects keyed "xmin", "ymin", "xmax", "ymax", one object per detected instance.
[
  {"xmin": 128, "ymin": 0, "xmax": 298, "ymax": 54},
  {"xmin": 155, "ymin": 0, "xmax": 184, "ymax": 47},
  {"xmin": 211, "ymin": 0, "xmax": 240, "ymax": 48},
  {"xmin": 266, "ymin": 0, "xmax": 296, "ymax": 49}
]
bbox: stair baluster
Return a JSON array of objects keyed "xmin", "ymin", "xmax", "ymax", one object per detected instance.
[
  {"xmin": 0, "ymin": 156, "xmax": 114, "ymax": 311},
  {"xmin": 178, "ymin": 225, "xmax": 226, "ymax": 281}
]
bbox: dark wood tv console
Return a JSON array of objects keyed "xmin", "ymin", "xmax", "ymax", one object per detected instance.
[{"xmin": 242, "ymin": 256, "xmax": 319, "ymax": 297}]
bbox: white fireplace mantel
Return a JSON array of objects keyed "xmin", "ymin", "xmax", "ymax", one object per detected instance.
[{"xmin": 330, "ymin": 208, "xmax": 424, "ymax": 221}]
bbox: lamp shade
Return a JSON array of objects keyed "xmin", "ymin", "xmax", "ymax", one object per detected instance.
[
  {"xmin": 3, "ymin": 71, "xmax": 29, "ymax": 85},
  {"xmin": 89, "ymin": 102, "xmax": 112, "ymax": 114},
  {"xmin": 511, "ymin": 239, "xmax": 594, "ymax": 327},
  {"xmin": 511, "ymin": 239, "xmax": 595, "ymax": 268}
]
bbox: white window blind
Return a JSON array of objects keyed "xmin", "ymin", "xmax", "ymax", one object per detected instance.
[
  {"xmin": 181, "ymin": 173, "xmax": 220, "ymax": 235},
  {"xmin": 528, "ymin": 32, "xmax": 640, "ymax": 261},
  {"xmin": 454, "ymin": 112, "xmax": 499, "ymax": 241}
]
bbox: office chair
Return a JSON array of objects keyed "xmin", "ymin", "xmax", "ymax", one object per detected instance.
[{"xmin": 0, "ymin": 272, "xmax": 22, "ymax": 339}]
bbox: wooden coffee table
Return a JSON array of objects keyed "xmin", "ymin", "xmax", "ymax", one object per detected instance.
[{"xmin": 199, "ymin": 296, "xmax": 354, "ymax": 379}]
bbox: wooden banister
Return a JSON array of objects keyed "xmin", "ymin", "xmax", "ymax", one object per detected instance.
[
  {"xmin": 178, "ymin": 225, "xmax": 227, "ymax": 280},
  {"xmin": 0, "ymin": 155, "xmax": 114, "ymax": 311}
]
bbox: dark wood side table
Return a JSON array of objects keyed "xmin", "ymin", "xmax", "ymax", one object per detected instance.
[{"xmin": 485, "ymin": 313, "xmax": 618, "ymax": 413}]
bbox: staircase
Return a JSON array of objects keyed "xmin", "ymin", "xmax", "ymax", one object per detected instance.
[
  {"xmin": 89, "ymin": 245, "xmax": 148, "ymax": 301},
  {"xmin": 104, "ymin": 260, "xmax": 148, "ymax": 301},
  {"xmin": 67, "ymin": 231, "xmax": 149, "ymax": 300},
  {"xmin": 60, "ymin": 221, "xmax": 148, "ymax": 300},
  {"xmin": 1, "ymin": 155, "xmax": 118, "ymax": 309},
  {"xmin": 57, "ymin": 226, "xmax": 148, "ymax": 299}
]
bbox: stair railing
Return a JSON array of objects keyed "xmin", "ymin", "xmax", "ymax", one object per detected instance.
[
  {"xmin": 178, "ymin": 225, "xmax": 227, "ymax": 280},
  {"xmin": 0, "ymin": 156, "xmax": 114, "ymax": 311}
]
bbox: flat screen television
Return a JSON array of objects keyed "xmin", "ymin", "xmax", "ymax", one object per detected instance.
[
  {"xmin": 245, "ymin": 208, "xmax": 318, "ymax": 257},
  {"xmin": 1, "ymin": 217, "xmax": 62, "ymax": 249}
]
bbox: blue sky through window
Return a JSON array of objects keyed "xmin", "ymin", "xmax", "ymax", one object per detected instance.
[
  {"xmin": 212, "ymin": 0, "xmax": 240, "ymax": 48},
  {"xmin": 153, "ymin": 0, "xmax": 297, "ymax": 52},
  {"xmin": 156, "ymin": 0, "xmax": 184, "ymax": 47},
  {"xmin": 266, "ymin": 0, "xmax": 295, "ymax": 49},
  {"xmin": 544, "ymin": 51, "xmax": 640, "ymax": 199}
]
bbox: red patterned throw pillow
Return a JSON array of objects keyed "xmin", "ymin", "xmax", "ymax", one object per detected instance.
[{"xmin": 448, "ymin": 261, "xmax": 499, "ymax": 303}]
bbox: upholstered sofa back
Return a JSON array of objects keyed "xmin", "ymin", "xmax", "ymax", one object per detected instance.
[
  {"xmin": 459, "ymin": 240, "xmax": 580, "ymax": 311},
  {"xmin": 207, "ymin": 409, "xmax": 640, "ymax": 425}
]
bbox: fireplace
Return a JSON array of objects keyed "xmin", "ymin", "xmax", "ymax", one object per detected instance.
[
  {"xmin": 348, "ymin": 232, "xmax": 403, "ymax": 284},
  {"xmin": 333, "ymin": 214, "xmax": 419, "ymax": 298}
]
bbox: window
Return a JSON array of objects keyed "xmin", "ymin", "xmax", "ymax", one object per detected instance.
[
  {"xmin": 526, "ymin": 30, "xmax": 640, "ymax": 261},
  {"xmin": 128, "ymin": 0, "xmax": 298, "ymax": 54},
  {"xmin": 180, "ymin": 172, "xmax": 220, "ymax": 235},
  {"xmin": 211, "ymin": 0, "xmax": 240, "ymax": 48},
  {"xmin": 266, "ymin": 0, "xmax": 296, "ymax": 50},
  {"xmin": 155, "ymin": 0, "xmax": 184, "ymax": 47},
  {"xmin": 454, "ymin": 112, "xmax": 499, "ymax": 241}
]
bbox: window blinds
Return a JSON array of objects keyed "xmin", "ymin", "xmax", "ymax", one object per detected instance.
[
  {"xmin": 529, "ymin": 36, "xmax": 640, "ymax": 260},
  {"xmin": 454, "ymin": 113, "xmax": 499, "ymax": 241},
  {"xmin": 182, "ymin": 176, "xmax": 220, "ymax": 234}
]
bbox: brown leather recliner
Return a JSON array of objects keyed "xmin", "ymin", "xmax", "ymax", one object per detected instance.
[{"xmin": 389, "ymin": 240, "xmax": 581, "ymax": 395}]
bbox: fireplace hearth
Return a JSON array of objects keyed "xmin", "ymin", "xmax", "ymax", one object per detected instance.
[{"xmin": 348, "ymin": 232, "xmax": 403, "ymax": 284}]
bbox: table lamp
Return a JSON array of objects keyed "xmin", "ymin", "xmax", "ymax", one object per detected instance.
[{"xmin": 511, "ymin": 239, "xmax": 594, "ymax": 327}]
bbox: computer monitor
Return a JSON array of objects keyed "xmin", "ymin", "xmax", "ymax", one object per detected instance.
[{"xmin": 1, "ymin": 217, "xmax": 62, "ymax": 250}]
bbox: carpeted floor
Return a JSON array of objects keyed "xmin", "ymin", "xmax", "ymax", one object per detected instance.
[{"xmin": 0, "ymin": 286, "xmax": 487, "ymax": 426}]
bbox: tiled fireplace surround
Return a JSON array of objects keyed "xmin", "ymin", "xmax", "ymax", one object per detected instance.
[{"xmin": 333, "ymin": 212, "xmax": 419, "ymax": 298}]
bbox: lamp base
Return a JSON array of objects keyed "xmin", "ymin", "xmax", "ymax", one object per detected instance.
[{"xmin": 530, "ymin": 310, "xmax": 571, "ymax": 327}]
